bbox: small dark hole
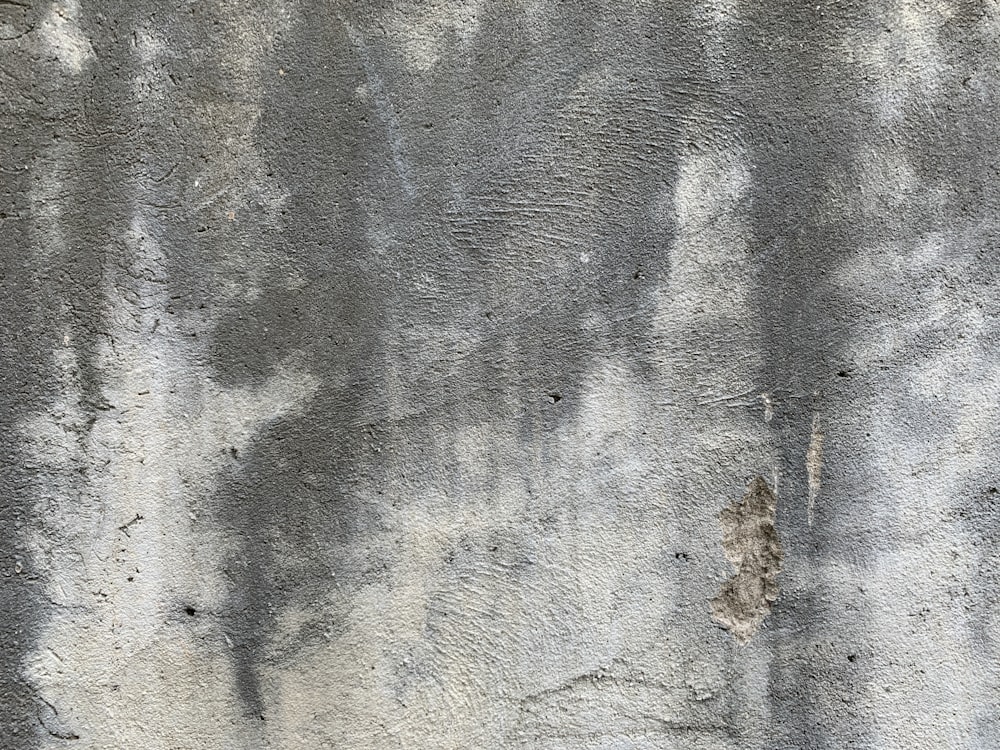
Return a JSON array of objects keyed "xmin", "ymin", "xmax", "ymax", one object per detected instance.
[
  {"xmin": 837, "ymin": 370, "xmax": 849, "ymax": 378},
  {"xmin": 127, "ymin": 576, "xmax": 134, "ymax": 582},
  {"xmin": 847, "ymin": 654, "xmax": 858, "ymax": 662},
  {"xmin": 990, "ymin": 487, "xmax": 998, "ymax": 495},
  {"xmin": 547, "ymin": 393, "xmax": 562, "ymax": 404},
  {"xmin": 185, "ymin": 606, "xmax": 196, "ymax": 616}
]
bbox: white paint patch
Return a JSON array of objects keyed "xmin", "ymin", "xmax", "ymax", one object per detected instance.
[
  {"xmin": 833, "ymin": 231, "xmax": 980, "ymax": 373},
  {"xmin": 673, "ymin": 143, "xmax": 751, "ymax": 236},
  {"xmin": 255, "ymin": 354, "xmax": 752, "ymax": 747},
  {"xmin": 862, "ymin": 371, "xmax": 990, "ymax": 746},
  {"xmin": 654, "ymin": 139, "xmax": 756, "ymax": 388},
  {"xmin": 698, "ymin": 0, "xmax": 743, "ymax": 64},
  {"xmin": 40, "ymin": 0, "xmax": 94, "ymax": 73}
]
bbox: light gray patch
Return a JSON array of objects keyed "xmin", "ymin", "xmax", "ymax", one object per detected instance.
[
  {"xmin": 806, "ymin": 412, "xmax": 823, "ymax": 525},
  {"xmin": 711, "ymin": 477, "xmax": 783, "ymax": 644}
]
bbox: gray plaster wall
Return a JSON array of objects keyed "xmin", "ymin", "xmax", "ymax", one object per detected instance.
[{"xmin": 3, "ymin": 1, "xmax": 1000, "ymax": 747}]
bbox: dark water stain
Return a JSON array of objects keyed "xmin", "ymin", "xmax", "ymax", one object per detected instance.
[
  {"xmin": 731, "ymin": 0, "xmax": 1000, "ymax": 743},
  {"xmin": 204, "ymin": 0, "xmax": 716, "ymax": 728},
  {"xmin": 733, "ymin": 0, "xmax": 881, "ymax": 745},
  {"xmin": 15, "ymin": 0, "xmax": 998, "ymax": 744},
  {"xmin": 0, "ymin": 176, "xmax": 48, "ymax": 750},
  {"xmin": 0, "ymin": 1, "xmax": 144, "ymax": 743}
]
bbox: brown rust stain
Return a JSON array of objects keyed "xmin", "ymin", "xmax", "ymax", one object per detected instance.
[{"xmin": 710, "ymin": 476, "xmax": 783, "ymax": 643}]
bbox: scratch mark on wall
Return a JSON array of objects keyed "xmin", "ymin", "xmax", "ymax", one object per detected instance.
[
  {"xmin": 807, "ymin": 412, "xmax": 823, "ymax": 526},
  {"xmin": 710, "ymin": 477, "xmax": 783, "ymax": 644},
  {"xmin": 761, "ymin": 392, "xmax": 774, "ymax": 422}
]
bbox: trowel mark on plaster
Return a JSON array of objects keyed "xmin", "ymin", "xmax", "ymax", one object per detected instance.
[
  {"xmin": 711, "ymin": 477, "xmax": 783, "ymax": 643},
  {"xmin": 807, "ymin": 412, "xmax": 823, "ymax": 526}
]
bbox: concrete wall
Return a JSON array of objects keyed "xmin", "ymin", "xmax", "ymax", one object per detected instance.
[{"xmin": 3, "ymin": 1, "xmax": 1000, "ymax": 747}]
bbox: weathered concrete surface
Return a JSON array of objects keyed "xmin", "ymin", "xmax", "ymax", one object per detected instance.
[{"xmin": 3, "ymin": 1, "xmax": 1000, "ymax": 747}]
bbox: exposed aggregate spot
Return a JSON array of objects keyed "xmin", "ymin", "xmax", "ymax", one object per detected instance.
[{"xmin": 710, "ymin": 476, "xmax": 783, "ymax": 643}]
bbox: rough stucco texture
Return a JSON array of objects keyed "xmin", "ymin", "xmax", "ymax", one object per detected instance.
[{"xmin": 3, "ymin": 1, "xmax": 1000, "ymax": 748}]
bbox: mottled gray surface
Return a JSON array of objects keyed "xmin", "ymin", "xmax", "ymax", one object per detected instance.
[{"xmin": 3, "ymin": 1, "xmax": 1000, "ymax": 747}]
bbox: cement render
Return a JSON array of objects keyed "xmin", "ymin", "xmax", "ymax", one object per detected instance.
[{"xmin": 2, "ymin": 1, "xmax": 1000, "ymax": 747}]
